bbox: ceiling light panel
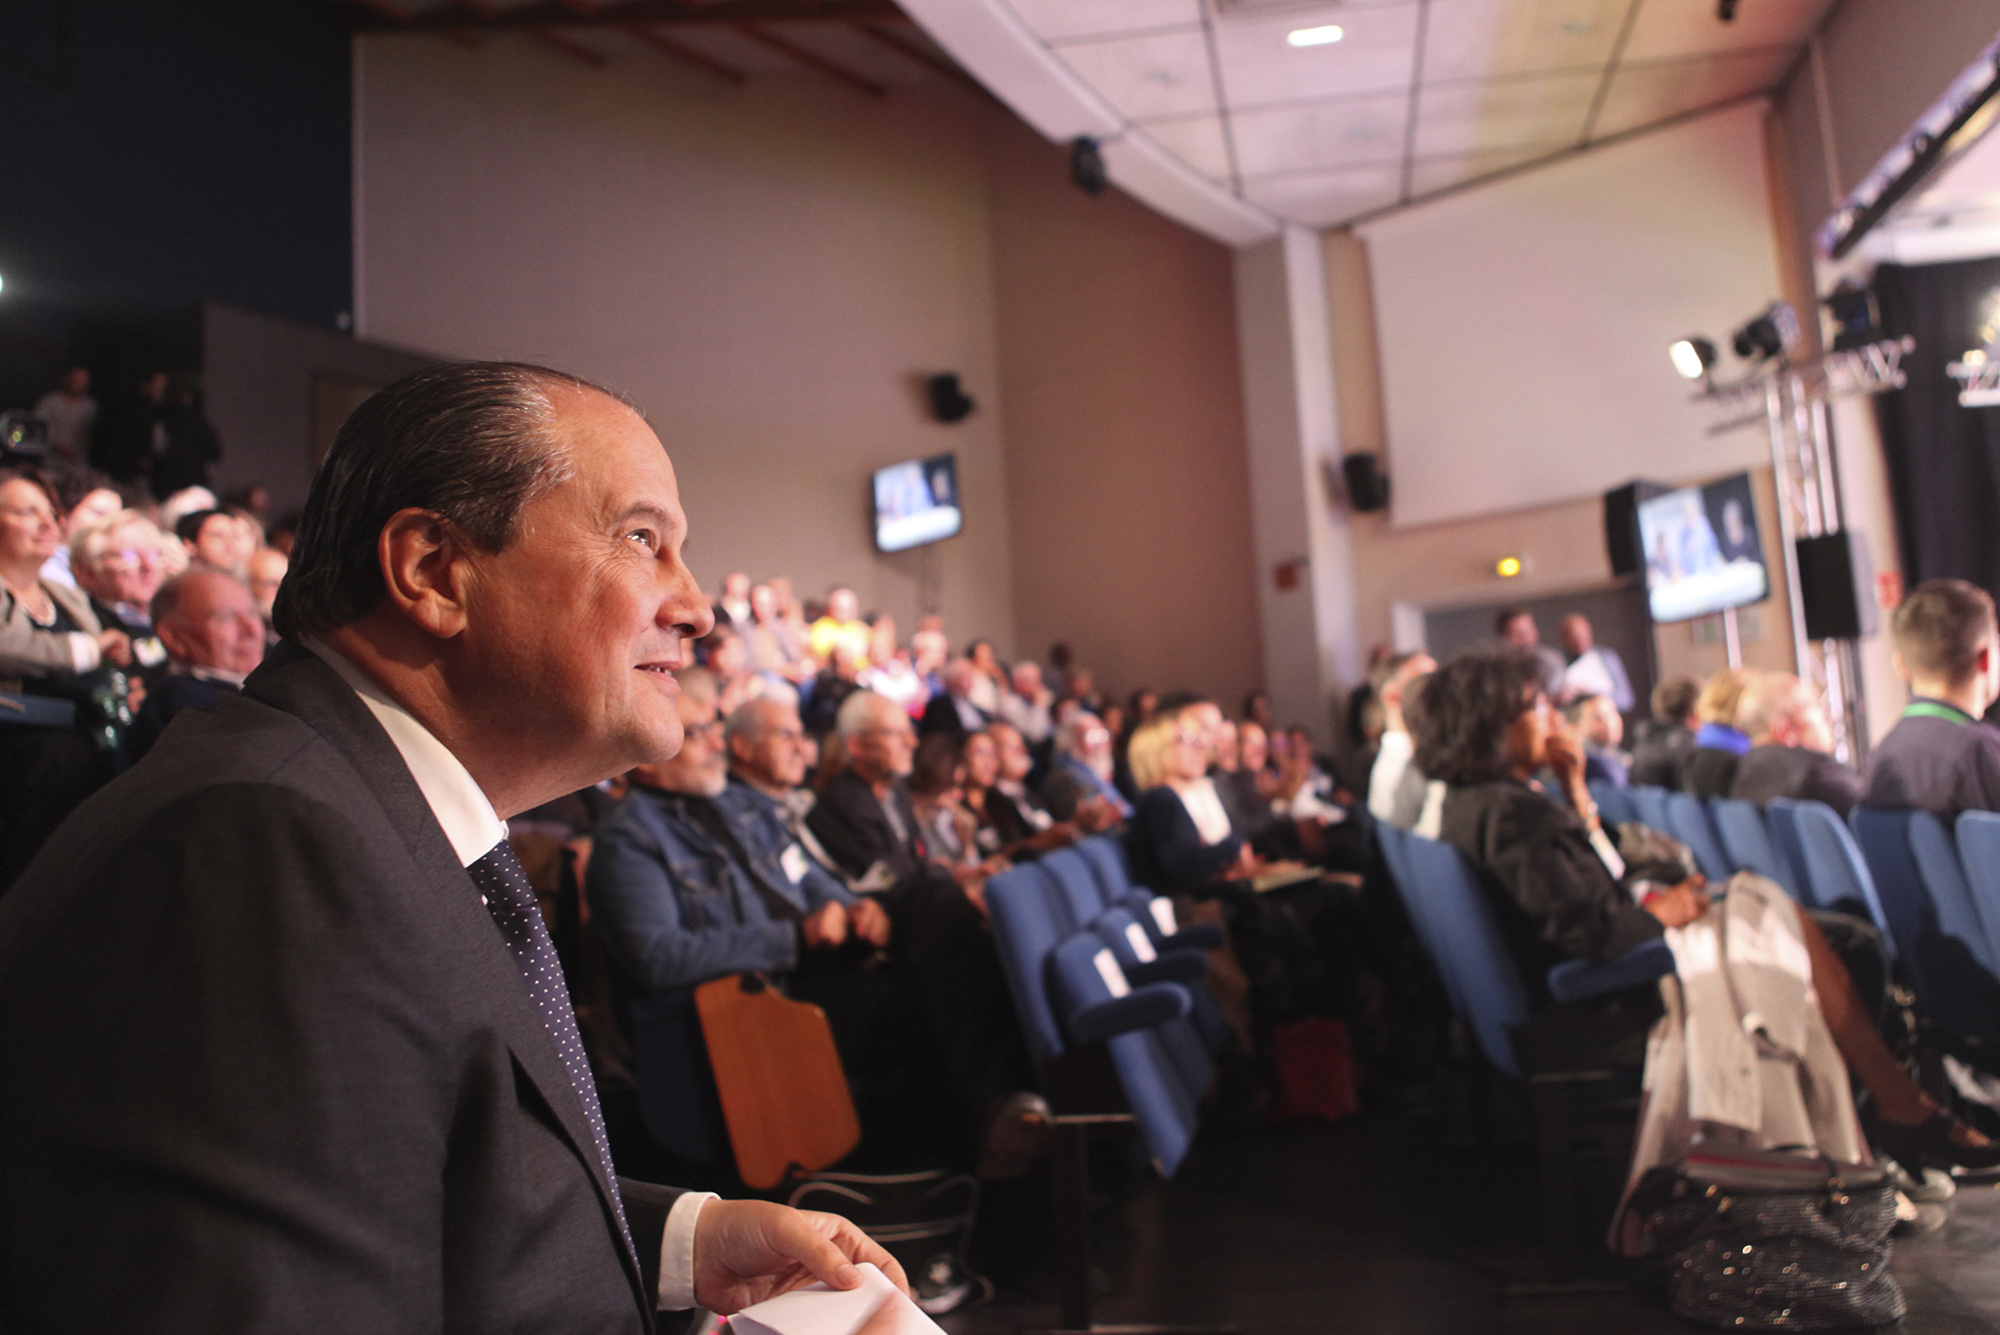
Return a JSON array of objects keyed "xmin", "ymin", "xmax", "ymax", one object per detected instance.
[
  {"xmin": 1017, "ymin": 0, "xmax": 1204, "ymax": 44},
  {"xmin": 1412, "ymin": 71, "xmax": 1599, "ymax": 158},
  {"xmin": 1139, "ymin": 115, "xmax": 1238, "ymax": 179},
  {"xmin": 1226, "ymin": 90, "xmax": 1411, "ymax": 176},
  {"xmin": 1210, "ymin": 5, "xmax": 1421, "ymax": 106},
  {"xmin": 1590, "ymin": 47, "xmax": 1792, "ymax": 139},
  {"xmin": 1620, "ymin": 0, "xmax": 1834, "ymax": 62},
  {"xmin": 1419, "ymin": 0, "xmax": 1627, "ymax": 83},
  {"xmin": 1241, "ymin": 162, "xmax": 1405, "ymax": 226},
  {"xmin": 1054, "ymin": 28, "xmax": 1221, "ymax": 120}
]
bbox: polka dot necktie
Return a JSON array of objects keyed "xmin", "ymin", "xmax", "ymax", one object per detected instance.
[{"xmin": 469, "ymin": 839, "xmax": 632, "ymax": 1251}]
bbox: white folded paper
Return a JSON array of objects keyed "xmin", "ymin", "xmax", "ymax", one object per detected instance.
[{"xmin": 728, "ymin": 1263, "xmax": 940, "ymax": 1335}]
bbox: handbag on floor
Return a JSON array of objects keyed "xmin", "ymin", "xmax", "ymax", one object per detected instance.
[{"xmin": 1628, "ymin": 1147, "xmax": 1903, "ymax": 1330}]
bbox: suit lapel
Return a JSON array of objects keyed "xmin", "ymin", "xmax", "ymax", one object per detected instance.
[{"xmin": 243, "ymin": 644, "xmax": 648, "ymax": 1299}]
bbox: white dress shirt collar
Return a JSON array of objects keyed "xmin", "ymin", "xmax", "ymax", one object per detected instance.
[{"xmin": 301, "ymin": 636, "xmax": 508, "ymax": 868}]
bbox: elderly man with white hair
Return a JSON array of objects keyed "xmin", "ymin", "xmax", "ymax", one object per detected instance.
[
  {"xmin": 1039, "ymin": 709, "xmax": 1132, "ymax": 824},
  {"xmin": 1729, "ymin": 672, "xmax": 1864, "ymax": 816}
]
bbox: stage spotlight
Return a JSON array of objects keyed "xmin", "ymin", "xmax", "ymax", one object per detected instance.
[
  {"xmin": 1731, "ymin": 302, "xmax": 1799, "ymax": 362},
  {"xmin": 1823, "ymin": 281, "xmax": 1880, "ymax": 352},
  {"xmin": 1495, "ymin": 556, "xmax": 1523, "ymax": 579},
  {"xmin": 1669, "ymin": 336, "xmax": 1717, "ymax": 381}
]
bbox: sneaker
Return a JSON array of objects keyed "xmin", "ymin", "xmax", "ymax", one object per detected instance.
[{"xmin": 1887, "ymin": 1159, "xmax": 1957, "ymax": 1203}]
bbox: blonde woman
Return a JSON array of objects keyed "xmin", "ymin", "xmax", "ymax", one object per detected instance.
[
  {"xmin": 1683, "ymin": 666, "xmax": 1760, "ymax": 799},
  {"xmin": 1125, "ymin": 712, "xmax": 1258, "ymax": 896}
]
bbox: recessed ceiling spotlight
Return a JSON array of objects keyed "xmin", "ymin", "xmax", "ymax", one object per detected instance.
[{"xmin": 1287, "ymin": 24, "xmax": 1344, "ymax": 47}]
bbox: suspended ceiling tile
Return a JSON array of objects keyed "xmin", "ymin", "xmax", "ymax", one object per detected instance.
[
  {"xmin": 1241, "ymin": 161, "xmax": 1405, "ymax": 227},
  {"xmin": 1412, "ymin": 69, "xmax": 1598, "ymax": 158},
  {"xmin": 1139, "ymin": 115, "xmax": 1238, "ymax": 181},
  {"xmin": 1420, "ymin": 0, "xmax": 1625, "ymax": 84},
  {"xmin": 1053, "ymin": 28, "xmax": 1220, "ymax": 120},
  {"xmin": 1015, "ymin": 0, "xmax": 1204, "ymax": 45},
  {"xmin": 1620, "ymin": 0, "xmax": 1832, "ymax": 63},
  {"xmin": 1590, "ymin": 46, "xmax": 1790, "ymax": 138},
  {"xmin": 1208, "ymin": 4, "xmax": 1420, "ymax": 106},
  {"xmin": 1225, "ymin": 90, "xmax": 1409, "ymax": 177},
  {"xmin": 1406, "ymin": 143, "xmax": 1569, "ymax": 195}
]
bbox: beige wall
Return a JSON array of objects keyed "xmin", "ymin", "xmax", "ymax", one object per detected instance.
[
  {"xmin": 981, "ymin": 114, "xmax": 1264, "ymax": 708},
  {"xmin": 355, "ymin": 34, "xmax": 1263, "ymax": 703},
  {"xmin": 356, "ymin": 37, "xmax": 1018, "ymax": 648}
]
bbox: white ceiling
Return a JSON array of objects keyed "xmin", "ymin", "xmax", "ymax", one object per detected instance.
[{"xmin": 904, "ymin": 0, "xmax": 1836, "ymax": 240}]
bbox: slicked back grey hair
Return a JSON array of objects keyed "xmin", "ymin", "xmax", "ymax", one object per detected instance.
[
  {"xmin": 273, "ymin": 361, "xmax": 621, "ymax": 639},
  {"xmin": 834, "ymin": 689, "xmax": 896, "ymax": 742}
]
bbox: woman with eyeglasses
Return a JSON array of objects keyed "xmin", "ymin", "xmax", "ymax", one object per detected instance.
[{"xmin": 1414, "ymin": 644, "xmax": 1999, "ymax": 1169}]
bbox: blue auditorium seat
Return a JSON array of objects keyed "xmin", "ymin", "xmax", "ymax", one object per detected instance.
[
  {"xmin": 984, "ymin": 864, "xmax": 1071, "ymax": 1067},
  {"xmin": 1664, "ymin": 791, "xmax": 1734, "ymax": 882},
  {"xmin": 1711, "ymin": 798, "xmax": 1797, "ymax": 898},
  {"xmin": 1767, "ymin": 799, "xmax": 1895, "ymax": 943},
  {"xmin": 1077, "ymin": 835, "xmax": 1137, "ymax": 899},
  {"xmin": 1627, "ymin": 784, "xmax": 1671, "ymax": 835},
  {"xmin": 1040, "ymin": 847, "xmax": 1110, "ymax": 930},
  {"xmin": 1955, "ymin": 812, "xmax": 2000, "ymax": 972},
  {"xmin": 1851, "ymin": 806, "xmax": 2000, "ymax": 1041},
  {"xmin": 1588, "ymin": 779, "xmax": 1637, "ymax": 829}
]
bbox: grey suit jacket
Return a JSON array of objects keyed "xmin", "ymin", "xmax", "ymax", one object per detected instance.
[{"xmin": 0, "ymin": 641, "xmax": 679, "ymax": 1332}]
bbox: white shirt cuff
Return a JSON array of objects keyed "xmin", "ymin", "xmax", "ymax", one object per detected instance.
[
  {"xmin": 67, "ymin": 631, "xmax": 98, "ymax": 674},
  {"xmin": 657, "ymin": 1190, "xmax": 716, "ymax": 1310}
]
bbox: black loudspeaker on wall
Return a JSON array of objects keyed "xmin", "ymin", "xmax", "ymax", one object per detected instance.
[
  {"xmin": 1603, "ymin": 480, "xmax": 1668, "ymax": 579},
  {"xmin": 1795, "ymin": 530, "xmax": 1877, "ymax": 641},
  {"xmin": 926, "ymin": 374, "xmax": 975, "ymax": 424},
  {"xmin": 1341, "ymin": 454, "xmax": 1390, "ymax": 512}
]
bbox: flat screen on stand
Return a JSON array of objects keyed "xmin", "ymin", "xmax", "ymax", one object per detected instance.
[
  {"xmin": 872, "ymin": 453, "xmax": 962, "ymax": 553},
  {"xmin": 1637, "ymin": 471, "xmax": 1770, "ymax": 623}
]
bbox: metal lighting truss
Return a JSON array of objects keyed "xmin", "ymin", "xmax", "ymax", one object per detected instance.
[{"xmin": 1696, "ymin": 335, "xmax": 1913, "ymax": 766}]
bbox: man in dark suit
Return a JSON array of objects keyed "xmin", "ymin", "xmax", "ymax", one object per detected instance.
[
  {"xmin": 1730, "ymin": 671, "xmax": 1864, "ymax": 816},
  {"xmin": 0, "ymin": 363, "xmax": 906, "ymax": 1331},
  {"xmin": 127, "ymin": 567, "xmax": 266, "ymax": 760},
  {"xmin": 917, "ymin": 658, "xmax": 991, "ymax": 739}
]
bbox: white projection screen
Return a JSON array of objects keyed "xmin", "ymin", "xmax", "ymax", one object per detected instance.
[{"xmin": 1358, "ymin": 102, "xmax": 1783, "ymax": 529}]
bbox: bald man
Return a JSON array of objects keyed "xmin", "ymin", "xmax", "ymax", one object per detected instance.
[
  {"xmin": 1729, "ymin": 672, "xmax": 1864, "ymax": 816},
  {"xmin": 129, "ymin": 568, "xmax": 268, "ymax": 759}
]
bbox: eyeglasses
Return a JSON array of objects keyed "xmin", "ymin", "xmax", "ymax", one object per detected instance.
[
  {"xmin": 1172, "ymin": 731, "xmax": 1206, "ymax": 747},
  {"xmin": 685, "ymin": 718, "xmax": 726, "ymax": 742},
  {"xmin": 1083, "ymin": 727, "xmax": 1110, "ymax": 745}
]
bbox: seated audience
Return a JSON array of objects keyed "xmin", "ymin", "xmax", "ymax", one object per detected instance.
[
  {"xmin": 989, "ymin": 719, "xmax": 1108, "ymax": 840},
  {"xmin": 726, "ymin": 694, "xmax": 845, "ymax": 872},
  {"xmin": 808, "ymin": 690, "xmax": 936, "ymax": 887},
  {"xmin": 1367, "ymin": 650, "xmax": 1436, "ymax": 829},
  {"xmin": 0, "ymin": 467, "xmax": 133, "ymax": 888},
  {"xmin": 809, "ymin": 585, "xmax": 870, "ymax": 668},
  {"xmin": 1041, "ymin": 709, "xmax": 1133, "ymax": 823},
  {"xmin": 907, "ymin": 627, "xmax": 948, "ymax": 712},
  {"xmin": 40, "ymin": 470, "xmax": 124, "ymax": 591},
  {"xmin": 919, "ymin": 658, "xmax": 992, "ymax": 738},
  {"xmin": 1865, "ymin": 578, "xmax": 2000, "ymax": 818},
  {"xmin": 1566, "ymin": 692, "xmax": 1629, "ymax": 787},
  {"xmin": 858, "ymin": 615, "xmax": 925, "ymax": 716},
  {"xmin": 1558, "ymin": 613, "xmax": 1634, "ymax": 713},
  {"xmin": 128, "ymin": 569, "xmax": 266, "ymax": 759},
  {"xmin": 910, "ymin": 733, "xmax": 982, "ymax": 871},
  {"xmin": 800, "ymin": 640, "xmax": 863, "ymax": 738},
  {"xmin": 1729, "ymin": 672, "xmax": 1862, "ymax": 816},
  {"xmin": 175, "ymin": 507, "xmax": 253, "ymax": 580},
  {"xmin": 1496, "ymin": 605, "xmax": 1566, "ymax": 697},
  {"xmin": 965, "ymin": 639, "xmax": 1006, "ymax": 715},
  {"xmin": 68, "ymin": 509, "xmax": 172, "ymax": 671},
  {"xmin": 998, "ymin": 660, "xmax": 1053, "ymax": 745},
  {"xmin": 246, "ymin": 545, "xmax": 287, "ymax": 635},
  {"xmin": 1682, "ymin": 666, "xmax": 1756, "ymax": 799},
  {"xmin": 1243, "ymin": 688, "xmax": 1274, "ymax": 732},
  {"xmin": 1126, "ymin": 712, "xmax": 1255, "ymax": 897},
  {"xmin": 1628, "ymin": 674, "xmax": 1700, "ymax": 789},
  {"xmin": 712, "ymin": 570, "xmax": 751, "ymax": 627},
  {"xmin": 739, "ymin": 582, "xmax": 806, "ymax": 680},
  {"xmin": 1416, "ymin": 645, "xmax": 1996, "ymax": 1166}
]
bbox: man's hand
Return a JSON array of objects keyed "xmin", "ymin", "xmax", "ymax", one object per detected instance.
[
  {"xmin": 802, "ymin": 901, "xmax": 849, "ymax": 950},
  {"xmin": 1543, "ymin": 724, "xmax": 1586, "ymax": 791},
  {"xmin": 849, "ymin": 896, "xmax": 891, "ymax": 947},
  {"xmin": 96, "ymin": 628, "xmax": 132, "ymax": 667},
  {"xmin": 1644, "ymin": 876, "xmax": 1710, "ymax": 929},
  {"xmin": 1075, "ymin": 798, "xmax": 1119, "ymax": 834},
  {"xmin": 691, "ymin": 1198, "xmax": 909, "ymax": 1314}
]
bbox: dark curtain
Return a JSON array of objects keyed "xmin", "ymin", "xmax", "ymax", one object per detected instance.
[{"xmin": 1872, "ymin": 259, "xmax": 2000, "ymax": 602}]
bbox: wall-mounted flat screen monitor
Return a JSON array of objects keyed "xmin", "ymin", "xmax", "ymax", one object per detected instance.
[
  {"xmin": 1637, "ymin": 471, "xmax": 1769, "ymax": 623},
  {"xmin": 872, "ymin": 452, "xmax": 961, "ymax": 553}
]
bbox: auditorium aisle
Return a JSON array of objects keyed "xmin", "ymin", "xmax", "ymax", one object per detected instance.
[{"xmin": 944, "ymin": 1111, "xmax": 2000, "ymax": 1334}]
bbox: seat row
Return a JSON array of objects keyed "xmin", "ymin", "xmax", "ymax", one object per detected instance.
[{"xmin": 984, "ymin": 838, "xmax": 1226, "ymax": 1179}]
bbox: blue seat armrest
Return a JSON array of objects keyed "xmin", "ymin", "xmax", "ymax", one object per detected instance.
[
  {"xmin": 1066, "ymin": 983, "xmax": 1191, "ymax": 1045},
  {"xmin": 1125, "ymin": 951, "xmax": 1209, "ymax": 987},
  {"xmin": 1546, "ymin": 938, "xmax": 1676, "ymax": 1003},
  {"xmin": 1161, "ymin": 924, "xmax": 1225, "ymax": 951}
]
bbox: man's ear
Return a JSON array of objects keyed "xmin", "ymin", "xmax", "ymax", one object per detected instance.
[
  {"xmin": 1890, "ymin": 648, "xmax": 1910, "ymax": 685},
  {"xmin": 377, "ymin": 508, "xmax": 472, "ymax": 639}
]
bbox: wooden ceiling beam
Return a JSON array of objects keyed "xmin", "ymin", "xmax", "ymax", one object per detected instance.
[
  {"xmin": 348, "ymin": 0, "xmax": 901, "ymax": 32},
  {"xmin": 624, "ymin": 23, "xmax": 749, "ymax": 84},
  {"xmin": 737, "ymin": 23, "xmax": 885, "ymax": 98}
]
